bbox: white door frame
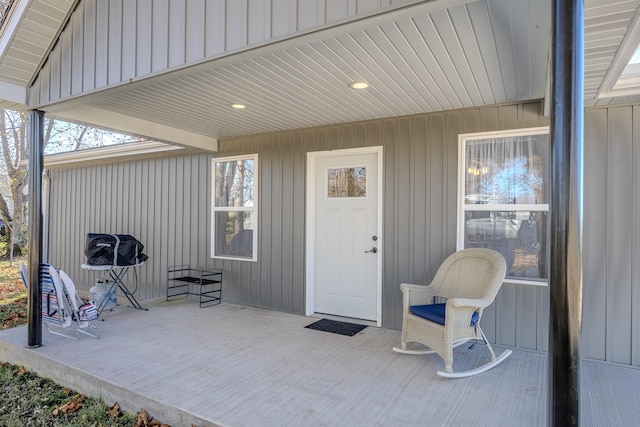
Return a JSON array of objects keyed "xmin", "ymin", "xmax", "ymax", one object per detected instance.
[{"xmin": 305, "ymin": 146, "xmax": 383, "ymax": 326}]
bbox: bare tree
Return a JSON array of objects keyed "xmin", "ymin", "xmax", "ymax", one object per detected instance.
[
  {"xmin": 0, "ymin": 110, "xmax": 53, "ymax": 262},
  {"xmin": 0, "ymin": 108, "xmax": 141, "ymax": 262}
]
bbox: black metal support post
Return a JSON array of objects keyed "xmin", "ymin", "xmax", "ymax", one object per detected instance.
[
  {"xmin": 549, "ymin": 0, "xmax": 584, "ymax": 425},
  {"xmin": 27, "ymin": 110, "xmax": 45, "ymax": 348}
]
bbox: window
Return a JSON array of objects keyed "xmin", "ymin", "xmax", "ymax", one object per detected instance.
[
  {"xmin": 327, "ymin": 166, "xmax": 367, "ymax": 198},
  {"xmin": 457, "ymin": 127, "xmax": 549, "ymax": 285},
  {"xmin": 212, "ymin": 154, "xmax": 258, "ymax": 261}
]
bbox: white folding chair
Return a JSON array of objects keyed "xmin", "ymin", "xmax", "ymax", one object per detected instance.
[{"xmin": 20, "ymin": 263, "xmax": 99, "ymax": 339}]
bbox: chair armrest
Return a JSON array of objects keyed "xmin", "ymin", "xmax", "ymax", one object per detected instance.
[
  {"xmin": 445, "ymin": 297, "xmax": 492, "ymax": 328},
  {"xmin": 400, "ymin": 283, "xmax": 437, "ymax": 308},
  {"xmin": 448, "ymin": 297, "xmax": 491, "ymax": 310}
]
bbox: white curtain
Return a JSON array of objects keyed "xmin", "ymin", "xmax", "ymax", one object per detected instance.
[{"xmin": 465, "ymin": 134, "xmax": 548, "ymax": 204}]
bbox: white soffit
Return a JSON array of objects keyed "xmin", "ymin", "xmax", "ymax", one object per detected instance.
[
  {"xmin": 0, "ymin": 0, "xmax": 76, "ymax": 86},
  {"xmin": 591, "ymin": 0, "xmax": 640, "ymax": 101},
  {"xmin": 44, "ymin": 0, "xmax": 551, "ymax": 142}
]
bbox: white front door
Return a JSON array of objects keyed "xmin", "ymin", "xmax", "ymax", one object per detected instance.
[{"xmin": 306, "ymin": 147, "xmax": 382, "ymax": 324}]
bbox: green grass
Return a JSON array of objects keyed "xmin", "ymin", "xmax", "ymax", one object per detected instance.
[
  {"xmin": 0, "ymin": 362, "xmax": 138, "ymax": 426},
  {"xmin": 0, "ymin": 258, "xmax": 171, "ymax": 426}
]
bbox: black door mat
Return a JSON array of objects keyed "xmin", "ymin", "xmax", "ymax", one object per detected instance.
[{"xmin": 305, "ymin": 318, "xmax": 367, "ymax": 336}]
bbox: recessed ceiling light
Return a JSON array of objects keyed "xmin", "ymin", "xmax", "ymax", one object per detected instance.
[
  {"xmin": 349, "ymin": 82, "xmax": 369, "ymax": 90},
  {"xmin": 231, "ymin": 103, "xmax": 246, "ymax": 109}
]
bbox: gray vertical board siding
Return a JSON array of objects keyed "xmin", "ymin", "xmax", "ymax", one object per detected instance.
[
  {"xmin": 216, "ymin": 101, "xmax": 549, "ymax": 348},
  {"xmin": 60, "ymin": 25, "xmax": 73, "ymax": 98},
  {"xmin": 71, "ymin": 7, "xmax": 84, "ymax": 95},
  {"xmin": 122, "ymin": 1, "xmax": 138, "ymax": 82},
  {"xmin": 29, "ymin": 0, "xmax": 425, "ymax": 105},
  {"xmin": 151, "ymin": 0, "xmax": 170, "ymax": 73},
  {"xmin": 292, "ymin": 130, "xmax": 306, "ymax": 312},
  {"xmin": 260, "ymin": 135, "xmax": 274, "ymax": 308},
  {"xmin": 46, "ymin": 101, "xmax": 569, "ymax": 355},
  {"xmin": 159, "ymin": 158, "xmax": 171, "ymax": 299},
  {"xmin": 249, "ymin": 0, "xmax": 270, "ymax": 43},
  {"xmin": 186, "ymin": 0, "xmax": 206, "ymax": 62},
  {"xmin": 584, "ymin": 108, "xmax": 608, "ymax": 361},
  {"xmin": 135, "ymin": 162, "xmax": 145, "ymax": 295},
  {"xmin": 168, "ymin": 157, "xmax": 178, "ymax": 268},
  {"xmin": 107, "ymin": 0, "xmax": 123, "ymax": 85},
  {"xmin": 46, "ymin": 155, "xmax": 210, "ymax": 303},
  {"xmin": 634, "ymin": 106, "xmax": 640, "ymax": 367},
  {"xmin": 411, "ymin": 116, "xmax": 427, "ymax": 283},
  {"xmin": 607, "ymin": 107, "xmax": 634, "ymax": 365},
  {"xmin": 94, "ymin": 0, "xmax": 108, "ymax": 88},
  {"xmin": 82, "ymin": 0, "xmax": 96, "ymax": 92},
  {"xmin": 394, "ymin": 117, "xmax": 412, "ymax": 309},
  {"xmin": 168, "ymin": 0, "xmax": 187, "ymax": 68},
  {"xmin": 582, "ymin": 104, "xmax": 640, "ymax": 366},
  {"xmin": 48, "ymin": 43, "xmax": 61, "ymax": 102},
  {"xmin": 267, "ymin": 135, "xmax": 282, "ymax": 309},
  {"xmin": 277, "ymin": 134, "xmax": 291, "ymax": 307},
  {"xmin": 136, "ymin": 0, "xmax": 152, "ymax": 76}
]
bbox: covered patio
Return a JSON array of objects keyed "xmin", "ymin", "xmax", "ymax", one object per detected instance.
[{"xmin": 0, "ymin": 299, "xmax": 638, "ymax": 427}]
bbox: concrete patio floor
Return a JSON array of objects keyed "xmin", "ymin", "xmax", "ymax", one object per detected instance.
[{"xmin": 0, "ymin": 299, "xmax": 639, "ymax": 426}]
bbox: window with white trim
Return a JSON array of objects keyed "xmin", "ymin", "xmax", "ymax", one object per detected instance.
[
  {"xmin": 212, "ymin": 154, "xmax": 258, "ymax": 261},
  {"xmin": 457, "ymin": 127, "xmax": 550, "ymax": 285}
]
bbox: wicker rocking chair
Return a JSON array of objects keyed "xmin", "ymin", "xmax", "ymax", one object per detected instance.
[{"xmin": 393, "ymin": 248, "xmax": 511, "ymax": 378}]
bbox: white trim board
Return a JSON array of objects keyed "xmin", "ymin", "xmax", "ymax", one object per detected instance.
[{"xmin": 43, "ymin": 141, "xmax": 184, "ymax": 167}]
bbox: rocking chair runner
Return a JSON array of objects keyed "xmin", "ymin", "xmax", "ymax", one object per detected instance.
[{"xmin": 393, "ymin": 248, "xmax": 511, "ymax": 378}]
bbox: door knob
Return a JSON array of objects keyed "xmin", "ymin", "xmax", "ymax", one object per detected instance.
[{"xmin": 365, "ymin": 247, "xmax": 377, "ymax": 254}]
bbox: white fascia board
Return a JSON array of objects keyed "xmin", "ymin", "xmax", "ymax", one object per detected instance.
[
  {"xmin": 49, "ymin": 105, "xmax": 218, "ymax": 151},
  {"xmin": 0, "ymin": 80, "xmax": 26, "ymax": 105},
  {"xmin": 43, "ymin": 141, "xmax": 184, "ymax": 167},
  {"xmin": 598, "ymin": 11, "xmax": 640, "ymax": 99},
  {"xmin": 0, "ymin": 0, "xmax": 30, "ymax": 58}
]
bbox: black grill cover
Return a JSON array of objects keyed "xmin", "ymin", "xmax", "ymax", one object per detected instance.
[{"xmin": 85, "ymin": 233, "xmax": 149, "ymax": 266}]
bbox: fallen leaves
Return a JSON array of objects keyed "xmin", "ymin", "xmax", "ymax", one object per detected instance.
[
  {"xmin": 134, "ymin": 408, "xmax": 171, "ymax": 427},
  {"xmin": 107, "ymin": 401, "xmax": 121, "ymax": 418},
  {"xmin": 57, "ymin": 398, "xmax": 170, "ymax": 426},
  {"xmin": 0, "ymin": 290, "xmax": 28, "ymax": 330},
  {"xmin": 52, "ymin": 394, "xmax": 85, "ymax": 415},
  {"xmin": 0, "ymin": 278, "xmax": 26, "ymax": 299},
  {"xmin": 0, "ymin": 362, "xmax": 147, "ymax": 425},
  {"xmin": 0, "ymin": 259, "xmax": 29, "ymax": 330}
]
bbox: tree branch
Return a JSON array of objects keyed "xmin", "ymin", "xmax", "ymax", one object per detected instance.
[
  {"xmin": 0, "ymin": 109, "xmax": 17, "ymax": 177},
  {"xmin": 74, "ymin": 126, "xmax": 88, "ymax": 150}
]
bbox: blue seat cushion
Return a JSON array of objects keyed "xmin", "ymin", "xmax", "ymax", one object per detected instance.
[{"xmin": 409, "ymin": 303, "xmax": 479, "ymax": 326}]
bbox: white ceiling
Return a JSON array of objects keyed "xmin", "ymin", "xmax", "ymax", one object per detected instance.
[{"xmin": 2, "ymin": 0, "xmax": 640, "ymax": 145}]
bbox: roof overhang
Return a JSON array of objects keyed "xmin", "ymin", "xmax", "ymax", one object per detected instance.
[
  {"xmin": 38, "ymin": 0, "xmax": 552, "ymax": 144},
  {"xmin": 1, "ymin": 0, "xmax": 639, "ymax": 145},
  {"xmin": 0, "ymin": 0, "xmax": 78, "ymax": 110}
]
